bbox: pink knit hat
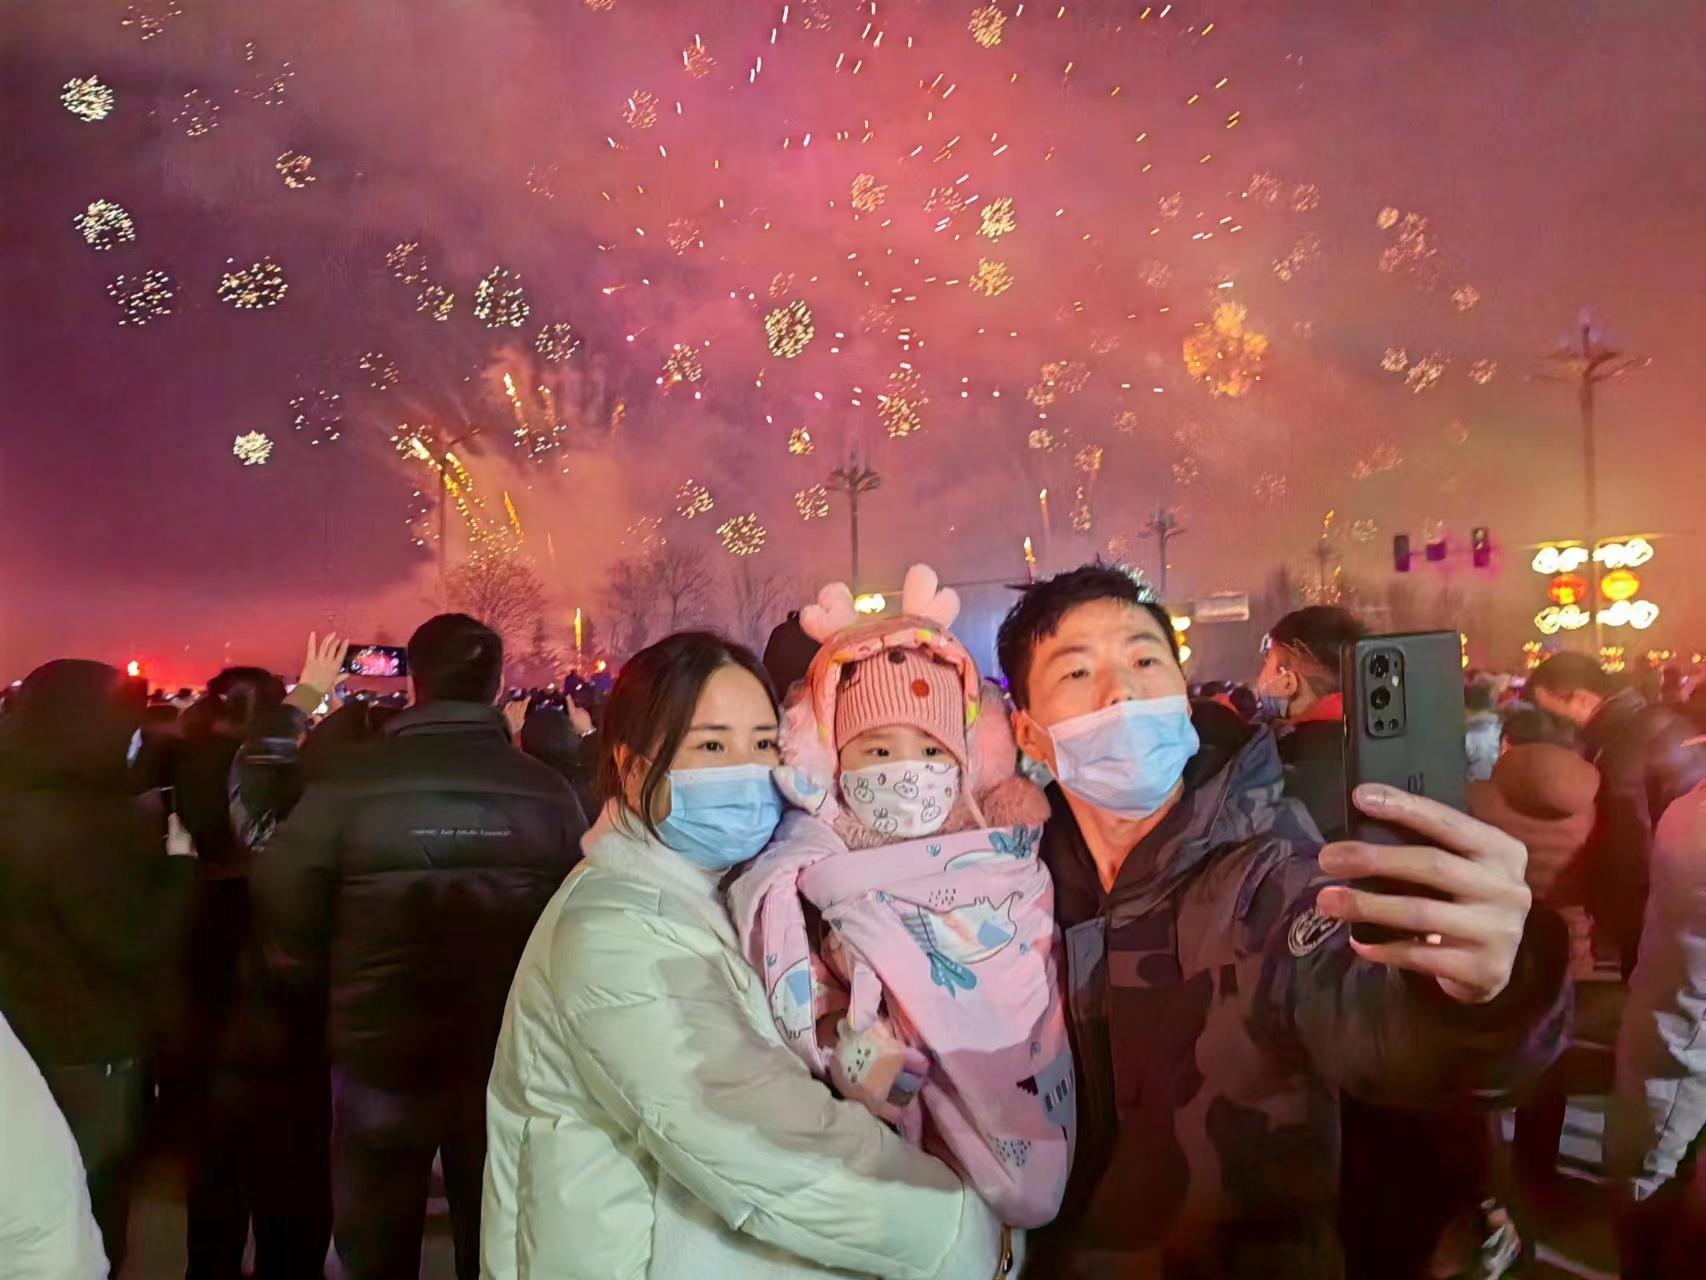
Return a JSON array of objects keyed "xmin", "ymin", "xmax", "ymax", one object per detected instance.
[
  {"xmin": 832, "ymin": 646, "xmax": 969, "ymax": 772},
  {"xmin": 774, "ymin": 563, "xmax": 1052, "ymax": 845}
]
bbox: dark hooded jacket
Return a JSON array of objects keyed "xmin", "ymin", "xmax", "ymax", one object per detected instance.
[
  {"xmin": 1033, "ymin": 712, "xmax": 1571, "ymax": 1279},
  {"xmin": 1577, "ymin": 688, "xmax": 1706, "ymax": 973},
  {"xmin": 0, "ymin": 661, "xmax": 192, "ymax": 1066},
  {"xmin": 251, "ymin": 701, "xmax": 587, "ymax": 1091}
]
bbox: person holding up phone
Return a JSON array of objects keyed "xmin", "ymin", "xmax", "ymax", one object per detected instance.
[{"xmin": 996, "ymin": 564, "xmax": 1569, "ymax": 1280}]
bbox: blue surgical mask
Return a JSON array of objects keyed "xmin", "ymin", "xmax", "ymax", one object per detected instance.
[
  {"xmin": 1256, "ymin": 693, "xmax": 1290, "ymax": 723},
  {"xmin": 655, "ymin": 763, "xmax": 783, "ymax": 870},
  {"xmin": 1048, "ymin": 696, "xmax": 1201, "ymax": 818}
]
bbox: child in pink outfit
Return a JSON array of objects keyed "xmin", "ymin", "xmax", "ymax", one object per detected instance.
[{"xmin": 727, "ymin": 565, "xmax": 1074, "ymax": 1229}]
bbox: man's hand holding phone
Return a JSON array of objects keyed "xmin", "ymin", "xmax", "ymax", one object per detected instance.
[{"xmin": 1315, "ymin": 784, "xmax": 1533, "ymax": 1005}]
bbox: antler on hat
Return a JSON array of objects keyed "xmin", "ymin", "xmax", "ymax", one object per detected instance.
[
  {"xmin": 799, "ymin": 581, "xmax": 859, "ymax": 642},
  {"xmin": 899, "ymin": 563, "xmax": 960, "ymax": 628}
]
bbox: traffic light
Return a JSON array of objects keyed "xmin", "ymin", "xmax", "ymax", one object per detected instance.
[
  {"xmin": 1425, "ymin": 535, "xmax": 1448, "ymax": 563},
  {"xmin": 1393, "ymin": 534, "xmax": 1412, "ymax": 572},
  {"xmin": 1471, "ymin": 526, "xmax": 1491, "ymax": 568}
]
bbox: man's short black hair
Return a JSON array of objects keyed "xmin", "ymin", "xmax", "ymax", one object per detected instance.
[
  {"xmin": 1266, "ymin": 606, "xmax": 1367, "ymax": 695},
  {"xmin": 996, "ymin": 562, "xmax": 1178, "ymax": 710},
  {"xmin": 408, "ymin": 613, "xmax": 504, "ymax": 705},
  {"xmin": 1527, "ymin": 651, "xmax": 1617, "ymax": 702}
]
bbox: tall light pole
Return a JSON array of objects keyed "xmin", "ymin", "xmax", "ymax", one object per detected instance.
[
  {"xmin": 1141, "ymin": 506, "xmax": 1185, "ymax": 602},
  {"xmin": 1534, "ymin": 315, "xmax": 1648, "ymax": 655},
  {"xmin": 827, "ymin": 453, "xmax": 883, "ymax": 593}
]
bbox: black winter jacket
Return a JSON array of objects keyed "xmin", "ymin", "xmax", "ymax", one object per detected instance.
[
  {"xmin": 1033, "ymin": 715, "xmax": 1571, "ymax": 1279},
  {"xmin": 0, "ymin": 661, "xmax": 193, "ymax": 1066},
  {"xmin": 252, "ymin": 702, "xmax": 587, "ymax": 1091}
]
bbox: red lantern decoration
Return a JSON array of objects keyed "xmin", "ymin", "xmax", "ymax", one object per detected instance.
[{"xmin": 1548, "ymin": 573, "xmax": 1589, "ymax": 606}]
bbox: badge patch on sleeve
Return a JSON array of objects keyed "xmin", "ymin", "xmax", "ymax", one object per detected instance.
[{"xmin": 1287, "ymin": 908, "xmax": 1343, "ymax": 957}]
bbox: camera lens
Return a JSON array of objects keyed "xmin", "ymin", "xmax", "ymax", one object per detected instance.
[
  {"xmin": 1369, "ymin": 654, "xmax": 1391, "ymax": 680},
  {"xmin": 1371, "ymin": 687, "xmax": 1392, "ymax": 711}
]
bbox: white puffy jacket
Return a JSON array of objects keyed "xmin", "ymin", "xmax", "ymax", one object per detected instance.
[
  {"xmin": 481, "ymin": 806, "xmax": 1010, "ymax": 1280},
  {"xmin": 1609, "ymin": 781, "xmax": 1706, "ymax": 1198},
  {"xmin": 0, "ymin": 1012, "xmax": 107, "ymax": 1279}
]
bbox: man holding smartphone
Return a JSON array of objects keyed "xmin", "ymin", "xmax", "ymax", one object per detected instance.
[{"xmin": 997, "ymin": 565, "xmax": 1569, "ymax": 1280}]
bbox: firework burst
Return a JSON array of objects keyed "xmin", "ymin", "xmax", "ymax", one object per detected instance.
[
  {"xmin": 107, "ymin": 270, "xmax": 176, "ymax": 325},
  {"xmin": 474, "ymin": 267, "xmax": 530, "ymax": 328},
  {"xmin": 60, "ymin": 76, "xmax": 115, "ymax": 121},
  {"xmin": 718, "ymin": 514, "xmax": 768, "ymax": 557},
  {"xmin": 764, "ymin": 300, "xmax": 815, "ymax": 358},
  {"xmin": 218, "ymin": 258, "xmax": 289, "ymax": 309},
  {"xmin": 74, "ymin": 200, "xmax": 135, "ymax": 251}
]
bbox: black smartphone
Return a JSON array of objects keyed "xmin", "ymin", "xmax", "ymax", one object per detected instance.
[
  {"xmin": 342, "ymin": 644, "xmax": 409, "ymax": 679},
  {"xmin": 1340, "ymin": 631, "xmax": 1468, "ymax": 945}
]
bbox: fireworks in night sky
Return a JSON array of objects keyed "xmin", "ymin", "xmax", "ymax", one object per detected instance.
[{"xmin": 4, "ymin": 0, "xmax": 1701, "ymax": 674}]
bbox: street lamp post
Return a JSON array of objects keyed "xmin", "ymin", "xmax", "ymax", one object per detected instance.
[
  {"xmin": 826, "ymin": 454, "xmax": 883, "ymax": 593},
  {"xmin": 1140, "ymin": 506, "xmax": 1186, "ymax": 601},
  {"xmin": 1534, "ymin": 316, "xmax": 1648, "ymax": 656}
]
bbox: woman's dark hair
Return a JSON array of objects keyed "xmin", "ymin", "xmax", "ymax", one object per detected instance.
[{"xmin": 598, "ymin": 631, "xmax": 777, "ymax": 838}]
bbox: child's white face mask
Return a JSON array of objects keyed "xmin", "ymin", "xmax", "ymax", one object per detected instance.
[{"xmin": 838, "ymin": 760, "xmax": 961, "ymax": 838}]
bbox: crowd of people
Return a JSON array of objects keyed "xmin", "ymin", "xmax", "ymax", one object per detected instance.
[{"xmin": 1, "ymin": 563, "xmax": 1702, "ymax": 1280}]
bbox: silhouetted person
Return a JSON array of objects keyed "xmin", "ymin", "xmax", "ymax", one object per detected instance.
[{"xmin": 0, "ymin": 660, "xmax": 193, "ymax": 1272}]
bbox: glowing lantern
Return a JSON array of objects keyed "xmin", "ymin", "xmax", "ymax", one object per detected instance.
[
  {"xmin": 1599, "ymin": 568, "xmax": 1640, "ymax": 603},
  {"xmin": 1547, "ymin": 574, "xmax": 1589, "ymax": 606}
]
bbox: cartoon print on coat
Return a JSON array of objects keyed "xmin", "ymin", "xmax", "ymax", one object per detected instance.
[
  {"xmin": 769, "ymin": 957, "xmax": 816, "ymax": 1041},
  {"xmin": 945, "ymin": 825, "xmax": 1041, "ymax": 872},
  {"xmin": 1016, "ymin": 1044, "xmax": 1076, "ymax": 1138},
  {"xmin": 898, "ymin": 892, "xmax": 1020, "ymax": 995}
]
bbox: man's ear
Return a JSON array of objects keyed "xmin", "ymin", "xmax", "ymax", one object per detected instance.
[{"xmin": 1011, "ymin": 707, "xmax": 1053, "ymax": 770}]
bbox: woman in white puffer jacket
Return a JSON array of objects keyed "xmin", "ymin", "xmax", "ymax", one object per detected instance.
[{"xmin": 482, "ymin": 631, "xmax": 1015, "ymax": 1280}]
